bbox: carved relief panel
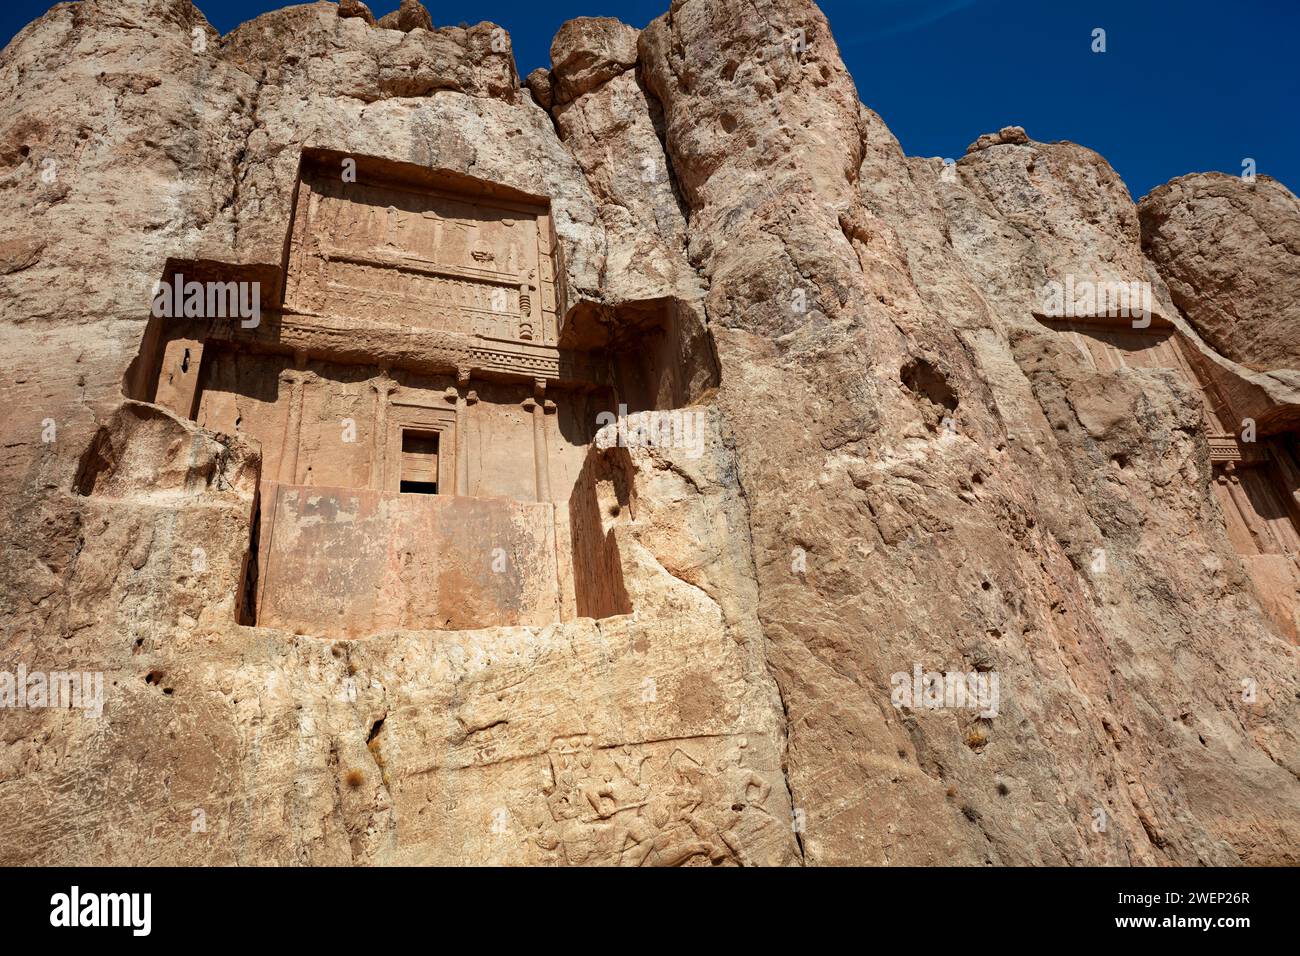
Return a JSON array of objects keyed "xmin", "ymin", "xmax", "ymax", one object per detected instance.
[{"xmin": 285, "ymin": 159, "xmax": 559, "ymax": 345}]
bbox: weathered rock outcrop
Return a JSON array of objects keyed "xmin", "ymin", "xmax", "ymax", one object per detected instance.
[
  {"xmin": 627, "ymin": 0, "xmax": 1299, "ymax": 865},
  {"xmin": 1140, "ymin": 173, "xmax": 1300, "ymax": 373},
  {"xmin": 0, "ymin": 0, "xmax": 1296, "ymax": 867}
]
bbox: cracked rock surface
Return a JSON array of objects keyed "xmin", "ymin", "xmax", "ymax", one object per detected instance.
[{"xmin": 0, "ymin": 0, "xmax": 1297, "ymax": 865}]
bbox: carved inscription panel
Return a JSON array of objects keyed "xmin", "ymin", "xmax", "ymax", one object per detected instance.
[{"xmin": 286, "ymin": 166, "xmax": 559, "ymax": 344}]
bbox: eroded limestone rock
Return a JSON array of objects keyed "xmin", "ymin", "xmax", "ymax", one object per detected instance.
[
  {"xmin": 377, "ymin": 0, "xmax": 433, "ymax": 34},
  {"xmin": 549, "ymin": 17, "xmax": 640, "ymax": 106},
  {"xmin": 337, "ymin": 0, "xmax": 375, "ymax": 25},
  {"xmin": 0, "ymin": 0, "xmax": 1297, "ymax": 868},
  {"xmin": 1140, "ymin": 172, "xmax": 1300, "ymax": 372}
]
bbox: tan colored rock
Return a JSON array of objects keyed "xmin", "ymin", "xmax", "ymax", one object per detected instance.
[
  {"xmin": 377, "ymin": 0, "xmax": 432, "ymax": 33},
  {"xmin": 873, "ymin": 121, "xmax": 1300, "ymax": 860},
  {"xmin": 0, "ymin": 0, "xmax": 794, "ymax": 867},
  {"xmin": 1140, "ymin": 172, "xmax": 1300, "ymax": 372},
  {"xmin": 0, "ymin": 0, "xmax": 1297, "ymax": 869},
  {"xmin": 223, "ymin": 4, "xmax": 516, "ymax": 102},
  {"xmin": 965, "ymin": 125, "xmax": 1029, "ymax": 153},
  {"xmin": 336, "ymin": 0, "xmax": 375, "ymax": 24},
  {"xmin": 640, "ymin": 0, "xmax": 1300, "ymax": 865},
  {"xmin": 0, "ymin": 237, "xmax": 44, "ymax": 274},
  {"xmin": 547, "ymin": 17, "xmax": 699, "ymax": 309},
  {"xmin": 549, "ymin": 17, "xmax": 640, "ymax": 105},
  {"xmin": 525, "ymin": 67, "xmax": 553, "ymax": 109}
]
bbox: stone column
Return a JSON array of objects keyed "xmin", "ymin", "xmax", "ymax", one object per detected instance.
[
  {"xmin": 456, "ymin": 370, "xmax": 475, "ymax": 497},
  {"xmin": 278, "ymin": 353, "xmax": 308, "ymax": 484},
  {"xmin": 155, "ymin": 337, "xmax": 205, "ymax": 421},
  {"xmin": 369, "ymin": 367, "xmax": 395, "ymax": 491},
  {"xmin": 517, "ymin": 274, "xmax": 534, "ymax": 341},
  {"xmin": 525, "ymin": 379, "xmax": 552, "ymax": 503}
]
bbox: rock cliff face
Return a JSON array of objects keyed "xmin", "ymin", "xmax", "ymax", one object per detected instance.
[
  {"xmin": 1140, "ymin": 173, "xmax": 1300, "ymax": 373},
  {"xmin": 0, "ymin": 0, "xmax": 1296, "ymax": 865}
]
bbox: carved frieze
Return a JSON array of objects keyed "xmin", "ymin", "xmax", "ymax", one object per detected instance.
[
  {"xmin": 285, "ymin": 162, "xmax": 559, "ymax": 351},
  {"xmin": 525, "ymin": 735, "xmax": 779, "ymax": 866}
]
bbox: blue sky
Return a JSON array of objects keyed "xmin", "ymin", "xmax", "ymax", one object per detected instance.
[{"xmin": 3, "ymin": 0, "xmax": 1296, "ymax": 200}]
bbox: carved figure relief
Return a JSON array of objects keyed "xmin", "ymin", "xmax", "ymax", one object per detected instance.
[
  {"xmin": 285, "ymin": 164, "xmax": 556, "ymax": 347},
  {"xmin": 527, "ymin": 736, "xmax": 778, "ymax": 866}
]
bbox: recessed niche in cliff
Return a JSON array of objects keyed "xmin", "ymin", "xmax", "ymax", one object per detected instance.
[
  {"xmin": 901, "ymin": 357, "xmax": 957, "ymax": 430},
  {"xmin": 559, "ymin": 296, "xmax": 721, "ymax": 412},
  {"xmin": 120, "ymin": 148, "xmax": 714, "ymax": 637},
  {"xmin": 1031, "ymin": 317, "xmax": 1185, "ymax": 372}
]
